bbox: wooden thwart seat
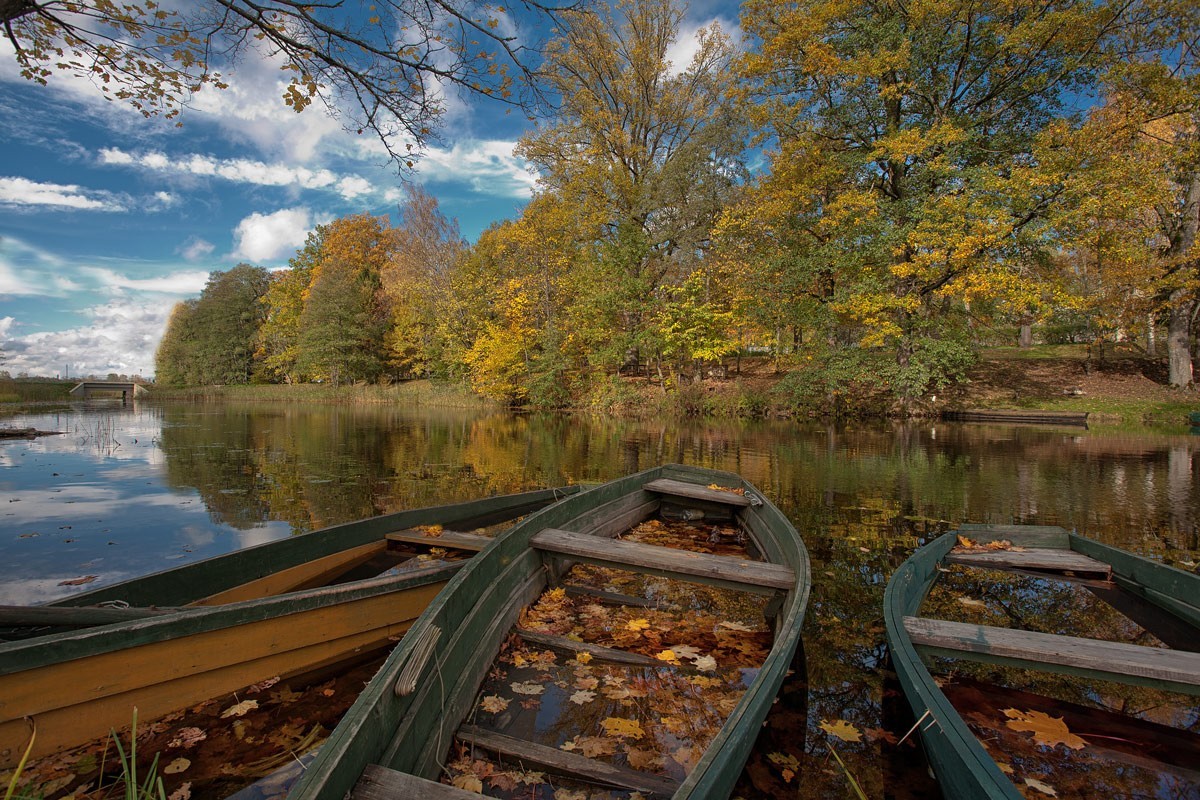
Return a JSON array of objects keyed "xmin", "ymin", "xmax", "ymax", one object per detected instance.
[
  {"xmin": 946, "ymin": 548, "xmax": 1112, "ymax": 579},
  {"xmin": 531, "ymin": 528, "xmax": 794, "ymax": 593},
  {"xmin": 904, "ymin": 616, "xmax": 1200, "ymax": 696},
  {"xmin": 354, "ymin": 763, "xmax": 481, "ymax": 799},
  {"xmin": 456, "ymin": 724, "xmax": 682, "ymax": 797},
  {"xmin": 517, "ymin": 630, "xmax": 660, "ymax": 666},
  {"xmin": 644, "ymin": 478, "xmax": 751, "ymax": 507},
  {"xmin": 385, "ymin": 530, "xmax": 494, "ymax": 552}
]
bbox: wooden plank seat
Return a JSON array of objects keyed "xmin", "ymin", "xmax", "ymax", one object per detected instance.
[
  {"xmin": 456, "ymin": 724, "xmax": 682, "ymax": 797},
  {"xmin": 945, "ymin": 548, "xmax": 1113, "ymax": 579},
  {"xmin": 643, "ymin": 478, "xmax": 752, "ymax": 507},
  {"xmin": 531, "ymin": 528, "xmax": 794, "ymax": 594},
  {"xmin": 385, "ymin": 530, "xmax": 494, "ymax": 552},
  {"xmin": 517, "ymin": 630, "xmax": 660, "ymax": 666},
  {"xmin": 354, "ymin": 763, "xmax": 481, "ymax": 799},
  {"xmin": 904, "ymin": 616, "xmax": 1200, "ymax": 696}
]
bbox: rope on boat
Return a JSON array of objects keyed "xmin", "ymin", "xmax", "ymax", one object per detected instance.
[{"xmin": 395, "ymin": 624, "xmax": 441, "ymax": 696}]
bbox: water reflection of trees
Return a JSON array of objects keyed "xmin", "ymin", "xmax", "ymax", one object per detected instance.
[{"xmin": 152, "ymin": 404, "xmax": 1199, "ymax": 798}]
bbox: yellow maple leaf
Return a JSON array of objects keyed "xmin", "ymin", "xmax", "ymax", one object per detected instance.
[
  {"xmin": 655, "ymin": 649, "xmax": 681, "ymax": 664},
  {"xmin": 818, "ymin": 718, "xmax": 863, "ymax": 742},
  {"xmin": 601, "ymin": 717, "xmax": 645, "ymax": 739},
  {"xmin": 479, "ymin": 695, "xmax": 509, "ymax": 713},
  {"xmin": 574, "ymin": 652, "xmax": 593, "ymax": 665},
  {"xmin": 625, "ymin": 618, "xmax": 650, "ymax": 632},
  {"xmin": 451, "ymin": 774, "xmax": 483, "ymax": 793},
  {"xmin": 956, "ymin": 535, "xmax": 976, "ymax": 548},
  {"xmin": 1003, "ymin": 709, "xmax": 1086, "ymax": 750}
]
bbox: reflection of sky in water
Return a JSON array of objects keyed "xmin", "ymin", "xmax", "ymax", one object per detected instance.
[{"xmin": 0, "ymin": 406, "xmax": 291, "ymax": 604}]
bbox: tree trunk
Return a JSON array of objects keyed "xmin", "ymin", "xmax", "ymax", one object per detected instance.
[
  {"xmin": 1146, "ymin": 311, "xmax": 1156, "ymax": 357},
  {"xmin": 1019, "ymin": 322, "xmax": 1033, "ymax": 348},
  {"xmin": 1167, "ymin": 296, "xmax": 1195, "ymax": 388}
]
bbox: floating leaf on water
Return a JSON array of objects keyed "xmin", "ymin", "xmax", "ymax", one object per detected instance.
[
  {"xmin": 57, "ymin": 575, "xmax": 97, "ymax": 586},
  {"xmin": 510, "ymin": 681, "xmax": 544, "ymax": 696},
  {"xmin": 693, "ymin": 655, "xmax": 718, "ymax": 672},
  {"xmin": 1024, "ymin": 777, "xmax": 1058, "ymax": 796},
  {"xmin": 1003, "ymin": 708, "xmax": 1086, "ymax": 750},
  {"xmin": 168, "ymin": 782, "xmax": 192, "ymax": 800},
  {"xmin": 819, "ymin": 718, "xmax": 863, "ymax": 742},
  {"xmin": 601, "ymin": 717, "xmax": 644, "ymax": 739},
  {"xmin": 956, "ymin": 596, "xmax": 988, "ymax": 609},
  {"xmin": 569, "ymin": 690, "xmax": 596, "ymax": 705},
  {"xmin": 220, "ymin": 699, "xmax": 258, "ymax": 718},
  {"xmin": 479, "ymin": 695, "xmax": 509, "ymax": 713}
]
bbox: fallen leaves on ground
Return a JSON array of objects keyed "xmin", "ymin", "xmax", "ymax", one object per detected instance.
[
  {"xmin": 220, "ymin": 699, "xmax": 258, "ymax": 719},
  {"xmin": 1024, "ymin": 776, "xmax": 1059, "ymax": 796}
]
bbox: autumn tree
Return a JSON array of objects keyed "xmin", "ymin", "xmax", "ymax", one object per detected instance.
[
  {"xmin": 2, "ymin": 0, "xmax": 579, "ymax": 163},
  {"xmin": 381, "ymin": 186, "xmax": 466, "ymax": 377},
  {"xmin": 255, "ymin": 252, "xmax": 316, "ymax": 384},
  {"xmin": 736, "ymin": 0, "xmax": 1127, "ymax": 405},
  {"xmin": 296, "ymin": 214, "xmax": 396, "ymax": 385},
  {"xmin": 517, "ymin": 0, "xmax": 745, "ymax": 372}
]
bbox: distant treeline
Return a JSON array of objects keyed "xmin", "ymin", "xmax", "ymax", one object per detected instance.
[{"xmin": 156, "ymin": 0, "xmax": 1200, "ymax": 411}]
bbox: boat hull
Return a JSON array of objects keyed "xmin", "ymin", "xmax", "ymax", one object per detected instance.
[
  {"xmin": 0, "ymin": 487, "xmax": 577, "ymax": 766},
  {"xmin": 289, "ymin": 464, "xmax": 811, "ymax": 800}
]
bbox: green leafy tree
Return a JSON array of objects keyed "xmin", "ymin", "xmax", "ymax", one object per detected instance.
[
  {"xmin": 296, "ymin": 214, "xmax": 396, "ymax": 385},
  {"xmin": 154, "ymin": 299, "xmax": 199, "ymax": 386},
  {"xmin": 188, "ymin": 264, "xmax": 270, "ymax": 384}
]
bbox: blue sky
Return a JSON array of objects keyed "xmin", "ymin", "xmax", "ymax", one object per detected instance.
[{"xmin": 0, "ymin": 1, "xmax": 740, "ymax": 379}]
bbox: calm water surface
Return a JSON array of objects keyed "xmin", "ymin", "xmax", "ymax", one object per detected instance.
[{"xmin": 2, "ymin": 400, "xmax": 1198, "ymax": 798}]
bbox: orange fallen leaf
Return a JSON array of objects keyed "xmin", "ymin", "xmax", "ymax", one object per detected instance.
[
  {"xmin": 57, "ymin": 575, "xmax": 97, "ymax": 586},
  {"xmin": 479, "ymin": 695, "xmax": 509, "ymax": 713},
  {"xmin": 1003, "ymin": 709, "xmax": 1086, "ymax": 750}
]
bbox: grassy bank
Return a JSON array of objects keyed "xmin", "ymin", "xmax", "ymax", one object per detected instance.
[
  {"xmin": 0, "ymin": 379, "xmax": 74, "ymax": 404},
  {"xmin": 145, "ymin": 379, "xmax": 497, "ymax": 409}
]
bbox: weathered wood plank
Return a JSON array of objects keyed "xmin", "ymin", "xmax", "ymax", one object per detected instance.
[
  {"xmin": 0, "ymin": 604, "xmax": 182, "ymax": 629},
  {"xmin": 385, "ymin": 530, "xmax": 493, "ymax": 552},
  {"xmin": 904, "ymin": 616, "xmax": 1200, "ymax": 696},
  {"xmin": 192, "ymin": 541, "xmax": 387, "ymax": 605},
  {"xmin": 517, "ymin": 630, "xmax": 660, "ymax": 666},
  {"xmin": 956, "ymin": 524, "xmax": 1071, "ymax": 549},
  {"xmin": 644, "ymin": 478, "xmax": 751, "ymax": 507},
  {"xmin": 457, "ymin": 725, "xmax": 681, "ymax": 797},
  {"xmin": 532, "ymin": 528, "xmax": 794, "ymax": 593},
  {"xmin": 563, "ymin": 584, "xmax": 660, "ymax": 609},
  {"xmin": 354, "ymin": 764, "xmax": 479, "ymax": 800},
  {"xmin": 945, "ymin": 549, "xmax": 1112, "ymax": 578}
]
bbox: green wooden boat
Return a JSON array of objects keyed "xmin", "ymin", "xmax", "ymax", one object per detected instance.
[
  {"xmin": 0, "ymin": 486, "xmax": 577, "ymax": 766},
  {"xmin": 884, "ymin": 524, "xmax": 1200, "ymax": 799},
  {"xmin": 288, "ymin": 464, "xmax": 811, "ymax": 799}
]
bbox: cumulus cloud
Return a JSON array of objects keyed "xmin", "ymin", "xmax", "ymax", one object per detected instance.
[
  {"xmin": 0, "ymin": 176, "xmax": 125, "ymax": 211},
  {"xmin": 232, "ymin": 208, "xmax": 315, "ymax": 262},
  {"xmin": 99, "ymin": 147, "xmax": 389, "ymax": 202},
  {"xmin": 665, "ymin": 18, "xmax": 742, "ymax": 78},
  {"xmin": 0, "ymin": 299, "xmax": 176, "ymax": 378}
]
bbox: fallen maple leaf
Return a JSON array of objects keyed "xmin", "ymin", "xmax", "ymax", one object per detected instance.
[
  {"xmin": 625, "ymin": 747, "xmax": 662, "ymax": 771},
  {"xmin": 956, "ymin": 535, "xmax": 976, "ymax": 548},
  {"xmin": 451, "ymin": 774, "xmax": 483, "ymax": 793},
  {"xmin": 626, "ymin": 618, "xmax": 651, "ymax": 632},
  {"xmin": 510, "ymin": 681, "xmax": 545, "ymax": 696},
  {"xmin": 601, "ymin": 717, "xmax": 645, "ymax": 739},
  {"xmin": 655, "ymin": 649, "xmax": 681, "ymax": 664},
  {"xmin": 567, "ymin": 735, "xmax": 617, "ymax": 757},
  {"xmin": 819, "ymin": 718, "xmax": 863, "ymax": 742},
  {"xmin": 1003, "ymin": 709, "xmax": 1086, "ymax": 750},
  {"xmin": 246, "ymin": 676, "xmax": 280, "ymax": 694},
  {"xmin": 167, "ymin": 782, "xmax": 192, "ymax": 800},
  {"xmin": 479, "ymin": 695, "xmax": 509, "ymax": 713},
  {"xmin": 717, "ymin": 620, "xmax": 755, "ymax": 632},
  {"xmin": 553, "ymin": 789, "xmax": 586, "ymax": 800},
  {"xmin": 574, "ymin": 652, "xmax": 593, "ymax": 665},
  {"xmin": 569, "ymin": 690, "xmax": 596, "ymax": 705},
  {"xmin": 1024, "ymin": 777, "xmax": 1058, "ymax": 796},
  {"xmin": 167, "ymin": 727, "xmax": 206, "ymax": 749},
  {"xmin": 220, "ymin": 699, "xmax": 258, "ymax": 718},
  {"xmin": 693, "ymin": 655, "xmax": 717, "ymax": 672}
]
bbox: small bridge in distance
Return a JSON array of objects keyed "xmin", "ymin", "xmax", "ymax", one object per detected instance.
[{"xmin": 69, "ymin": 381, "xmax": 149, "ymax": 403}]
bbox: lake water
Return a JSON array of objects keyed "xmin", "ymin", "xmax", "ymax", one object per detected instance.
[{"xmin": 2, "ymin": 400, "xmax": 1197, "ymax": 798}]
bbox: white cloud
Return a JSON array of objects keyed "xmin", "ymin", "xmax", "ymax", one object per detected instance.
[
  {"xmin": 0, "ymin": 298, "xmax": 176, "ymax": 378},
  {"xmin": 0, "ymin": 176, "xmax": 125, "ymax": 211},
  {"xmin": 178, "ymin": 236, "xmax": 216, "ymax": 262},
  {"xmin": 665, "ymin": 18, "xmax": 741, "ymax": 78},
  {"xmin": 0, "ymin": 237, "xmax": 69, "ymax": 295},
  {"xmin": 79, "ymin": 267, "xmax": 210, "ymax": 294},
  {"xmin": 418, "ymin": 140, "xmax": 537, "ymax": 198},
  {"xmin": 232, "ymin": 208, "xmax": 315, "ymax": 262}
]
